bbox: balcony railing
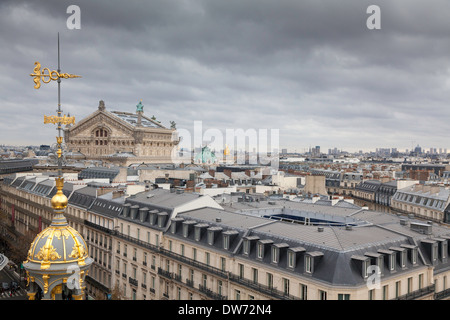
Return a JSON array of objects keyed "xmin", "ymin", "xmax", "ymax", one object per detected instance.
[
  {"xmin": 84, "ymin": 220, "xmax": 115, "ymax": 235},
  {"xmin": 394, "ymin": 284, "xmax": 435, "ymax": 300},
  {"xmin": 228, "ymin": 274, "xmax": 299, "ymax": 300},
  {"xmin": 129, "ymin": 277, "xmax": 138, "ymax": 287},
  {"xmin": 199, "ymin": 284, "xmax": 227, "ymax": 300},
  {"xmin": 186, "ymin": 279, "xmax": 194, "ymax": 288},
  {"xmin": 157, "ymin": 267, "xmax": 173, "ymax": 280},
  {"xmin": 160, "ymin": 248, "xmax": 228, "ymax": 279},
  {"xmin": 85, "ymin": 275, "xmax": 111, "ymax": 294},
  {"xmin": 435, "ymin": 288, "xmax": 450, "ymax": 300}
]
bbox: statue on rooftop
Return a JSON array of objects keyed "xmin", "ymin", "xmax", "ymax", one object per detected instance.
[{"xmin": 136, "ymin": 100, "xmax": 144, "ymax": 113}]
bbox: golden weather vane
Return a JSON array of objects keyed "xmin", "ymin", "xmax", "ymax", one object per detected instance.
[
  {"xmin": 30, "ymin": 61, "xmax": 81, "ymax": 89},
  {"xmin": 30, "ymin": 33, "xmax": 79, "ymax": 166}
]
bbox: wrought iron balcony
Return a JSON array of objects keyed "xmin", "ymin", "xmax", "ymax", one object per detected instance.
[
  {"xmin": 394, "ymin": 284, "xmax": 435, "ymax": 300},
  {"xmin": 128, "ymin": 277, "xmax": 138, "ymax": 287}
]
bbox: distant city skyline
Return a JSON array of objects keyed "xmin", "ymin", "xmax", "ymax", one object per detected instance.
[{"xmin": 2, "ymin": 1, "xmax": 450, "ymax": 152}]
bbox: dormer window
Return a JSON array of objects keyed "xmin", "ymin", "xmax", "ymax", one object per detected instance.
[
  {"xmin": 271, "ymin": 243, "xmax": 289, "ymax": 265},
  {"xmin": 351, "ymin": 255, "xmax": 370, "ymax": 279},
  {"xmin": 256, "ymin": 239, "xmax": 273, "ymax": 261},
  {"xmin": 378, "ymin": 249, "xmax": 396, "ymax": 272},
  {"xmin": 271, "ymin": 246, "xmax": 278, "ymax": 264},
  {"xmin": 195, "ymin": 226, "xmax": 201, "ymax": 241},
  {"xmin": 222, "ymin": 231, "xmax": 239, "ymax": 250},
  {"xmin": 182, "ymin": 220, "xmax": 196, "ymax": 238},
  {"xmin": 364, "ymin": 252, "xmax": 384, "ymax": 275},
  {"xmin": 305, "ymin": 255, "xmax": 312, "ymax": 273},
  {"xmin": 157, "ymin": 212, "xmax": 168, "ymax": 228},
  {"xmin": 287, "ymin": 251, "xmax": 294, "ymax": 268},
  {"xmin": 243, "ymin": 240, "xmax": 250, "ymax": 255},
  {"xmin": 170, "ymin": 217, "xmax": 184, "ymax": 234},
  {"xmin": 206, "ymin": 227, "xmax": 222, "ymax": 246},
  {"xmin": 242, "ymin": 236, "xmax": 259, "ymax": 256},
  {"xmin": 442, "ymin": 241, "xmax": 448, "ymax": 261},
  {"xmin": 223, "ymin": 234, "xmax": 230, "ymax": 250},
  {"xmin": 390, "ymin": 253, "xmax": 396, "ymax": 271},
  {"xmin": 207, "ymin": 230, "xmax": 214, "ymax": 245},
  {"xmin": 412, "ymin": 247, "xmax": 418, "ymax": 264},
  {"xmin": 287, "ymin": 247, "xmax": 306, "ymax": 270},
  {"xmin": 193, "ymin": 223, "xmax": 208, "ymax": 242},
  {"xmin": 421, "ymin": 239, "xmax": 438, "ymax": 265},
  {"xmin": 433, "ymin": 244, "xmax": 439, "ymax": 262},
  {"xmin": 390, "ymin": 247, "xmax": 406, "ymax": 269},
  {"xmin": 305, "ymin": 251, "xmax": 324, "ymax": 274},
  {"xmin": 400, "ymin": 244, "xmax": 418, "ymax": 265},
  {"xmin": 182, "ymin": 223, "xmax": 189, "ymax": 237},
  {"xmin": 257, "ymin": 243, "xmax": 264, "ymax": 259},
  {"xmin": 401, "ymin": 250, "xmax": 407, "ymax": 268}
]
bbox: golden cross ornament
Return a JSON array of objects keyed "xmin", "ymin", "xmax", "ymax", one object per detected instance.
[{"xmin": 30, "ymin": 61, "xmax": 81, "ymax": 89}]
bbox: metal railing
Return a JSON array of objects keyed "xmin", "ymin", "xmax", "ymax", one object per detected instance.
[
  {"xmin": 228, "ymin": 274, "xmax": 299, "ymax": 300},
  {"xmin": 394, "ymin": 284, "xmax": 435, "ymax": 300},
  {"xmin": 435, "ymin": 288, "xmax": 450, "ymax": 300}
]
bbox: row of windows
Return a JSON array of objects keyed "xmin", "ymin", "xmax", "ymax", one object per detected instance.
[{"xmin": 394, "ymin": 192, "xmax": 446, "ymax": 209}]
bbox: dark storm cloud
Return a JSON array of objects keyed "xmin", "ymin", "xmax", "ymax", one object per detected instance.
[{"xmin": 1, "ymin": 0, "xmax": 450, "ymax": 151}]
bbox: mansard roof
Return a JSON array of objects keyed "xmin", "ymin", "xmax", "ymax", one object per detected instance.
[{"xmin": 168, "ymin": 204, "xmax": 450, "ymax": 286}]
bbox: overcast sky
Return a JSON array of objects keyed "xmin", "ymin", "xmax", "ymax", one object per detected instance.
[{"xmin": 1, "ymin": 0, "xmax": 450, "ymax": 153}]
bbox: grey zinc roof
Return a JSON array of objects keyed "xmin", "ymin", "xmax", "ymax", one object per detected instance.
[
  {"xmin": 180, "ymin": 207, "xmax": 276, "ymax": 230},
  {"xmin": 89, "ymin": 198, "xmax": 123, "ymax": 217},
  {"xmin": 128, "ymin": 188, "xmax": 202, "ymax": 209},
  {"xmin": 252, "ymin": 222, "xmax": 407, "ymax": 252},
  {"xmin": 178, "ymin": 206, "xmax": 414, "ymax": 252}
]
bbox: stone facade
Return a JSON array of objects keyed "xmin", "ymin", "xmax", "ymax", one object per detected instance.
[{"xmin": 64, "ymin": 100, "xmax": 178, "ymax": 166}]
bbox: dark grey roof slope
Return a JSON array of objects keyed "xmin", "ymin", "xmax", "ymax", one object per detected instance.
[
  {"xmin": 2, "ymin": 175, "xmax": 15, "ymax": 186},
  {"xmin": 0, "ymin": 159, "xmax": 34, "ymax": 174},
  {"xmin": 68, "ymin": 186, "xmax": 98, "ymax": 209},
  {"xmin": 32, "ymin": 179, "xmax": 54, "ymax": 197},
  {"xmin": 78, "ymin": 167, "xmax": 119, "ymax": 182},
  {"xmin": 47, "ymin": 181, "xmax": 75, "ymax": 199},
  {"xmin": 90, "ymin": 197, "xmax": 123, "ymax": 218},
  {"xmin": 11, "ymin": 176, "xmax": 26, "ymax": 188},
  {"xmin": 18, "ymin": 178, "xmax": 36, "ymax": 191}
]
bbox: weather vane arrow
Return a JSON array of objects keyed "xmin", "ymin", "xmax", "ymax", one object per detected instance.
[{"xmin": 30, "ymin": 61, "xmax": 81, "ymax": 89}]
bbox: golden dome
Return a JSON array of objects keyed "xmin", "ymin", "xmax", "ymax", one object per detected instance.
[{"xmin": 26, "ymin": 218, "xmax": 89, "ymax": 270}]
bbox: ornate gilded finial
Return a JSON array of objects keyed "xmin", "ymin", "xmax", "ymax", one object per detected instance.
[
  {"xmin": 51, "ymin": 177, "xmax": 68, "ymax": 210},
  {"xmin": 30, "ymin": 61, "xmax": 81, "ymax": 89},
  {"xmin": 44, "ymin": 114, "xmax": 75, "ymax": 125}
]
